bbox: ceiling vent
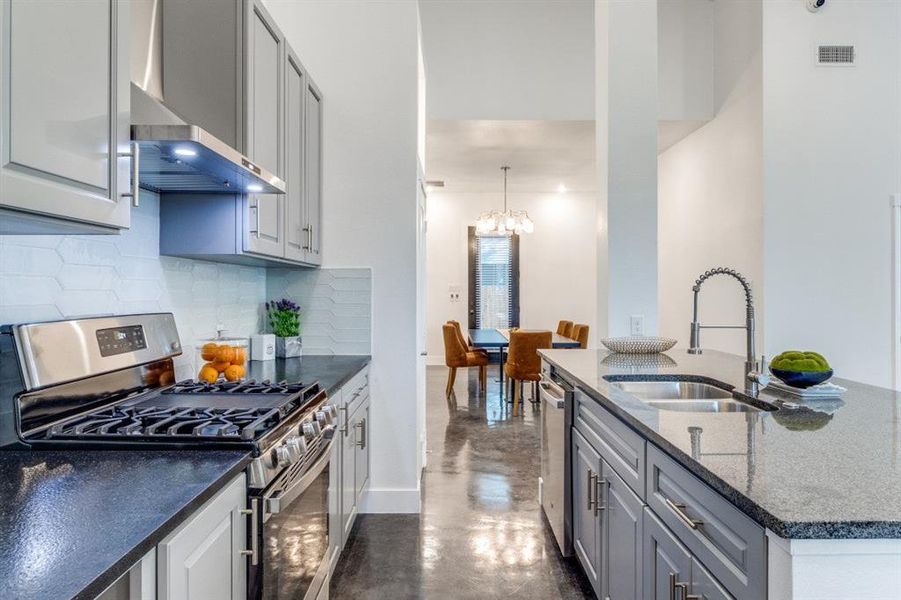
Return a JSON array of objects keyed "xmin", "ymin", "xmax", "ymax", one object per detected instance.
[{"xmin": 817, "ymin": 45, "xmax": 855, "ymax": 66}]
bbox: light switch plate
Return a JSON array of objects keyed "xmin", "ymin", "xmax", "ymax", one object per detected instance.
[{"xmin": 629, "ymin": 315, "xmax": 644, "ymax": 336}]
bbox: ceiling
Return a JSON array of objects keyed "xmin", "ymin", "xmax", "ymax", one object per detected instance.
[{"xmin": 425, "ymin": 120, "xmax": 597, "ymax": 194}]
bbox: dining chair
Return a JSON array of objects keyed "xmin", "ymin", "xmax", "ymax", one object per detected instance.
[
  {"xmin": 562, "ymin": 322, "xmax": 575, "ymax": 339},
  {"xmin": 573, "ymin": 324, "xmax": 589, "ymax": 349},
  {"xmin": 556, "ymin": 320, "xmax": 573, "ymax": 336},
  {"xmin": 442, "ymin": 324, "xmax": 488, "ymax": 397},
  {"xmin": 503, "ymin": 329, "xmax": 552, "ymax": 415},
  {"xmin": 447, "ymin": 320, "xmax": 473, "ymax": 350}
]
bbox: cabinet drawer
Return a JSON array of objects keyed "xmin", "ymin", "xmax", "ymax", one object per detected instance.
[
  {"xmin": 574, "ymin": 389, "xmax": 645, "ymax": 498},
  {"xmin": 343, "ymin": 367, "xmax": 369, "ymax": 416},
  {"xmin": 646, "ymin": 444, "xmax": 765, "ymax": 600}
]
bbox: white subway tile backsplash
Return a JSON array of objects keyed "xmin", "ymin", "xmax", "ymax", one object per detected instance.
[
  {"xmin": 267, "ymin": 267, "xmax": 371, "ymax": 355},
  {"xmin": 0, "ymin": 190, "xmax": 266, "ymax": 379}
]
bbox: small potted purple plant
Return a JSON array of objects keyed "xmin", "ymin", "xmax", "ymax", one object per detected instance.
[{"xmin": 266, "ymin": 298, "xmax": 302, "ymax": 358}]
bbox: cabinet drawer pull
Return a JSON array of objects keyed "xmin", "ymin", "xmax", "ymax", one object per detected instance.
[
  {"xmin": 354, "ymin": 418, "xmax": 366, "ymax": 449},
  {"xmin": 250, "ymin": 203, "xmax": 261, "ymax": 238},
  {"xmin": 302, "ymin": 225, "xmax": 311, "ymax": 250},
  {"xmin": 241, "ymin": 498, "xmax": 259, "ymax": 565},
  {"xmin": 664, "ymin": 497, "xmax": 703, "ymax": 530},
  {"xmin": 118, "ymin": 142, "xmax": 140, "ymax": 207}
]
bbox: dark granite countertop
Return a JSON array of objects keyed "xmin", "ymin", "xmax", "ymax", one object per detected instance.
[
  {"xmin": 245, "ymin": 354, "xmax": 370, "ymax": 396},
  {"xmin": 539, "ymin": 348, "xmax": 901, "ymax": 539},
  {"xmin": 0, "ymin": 449, "xmax": 250, "ymax": 600}
]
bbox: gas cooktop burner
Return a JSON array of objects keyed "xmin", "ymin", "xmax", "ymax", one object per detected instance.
[
  {"xmin": 164, "ymin": 379, "xmax": 309, "ymax": 395},
  {"xmin": 46, "ymin": 404, "xmax": 284, "ymax": 441}
]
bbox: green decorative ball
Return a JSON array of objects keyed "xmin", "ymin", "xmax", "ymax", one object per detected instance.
[{"xmin": 771, "ymin": 351, "xmax": 831, "ymax": 373}]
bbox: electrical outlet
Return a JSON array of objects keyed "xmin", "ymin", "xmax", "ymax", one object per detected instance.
[{"xmin": 630, "ymin": 315, "xmax": 644, "ymax": 336}]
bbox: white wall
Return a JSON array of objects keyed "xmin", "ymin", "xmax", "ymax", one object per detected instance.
[
  {"xmin": 596, "ymin": 0, "xmax": 659, "ymax": 338},
  {"xmin": 426, "ymin": 191, "xmax": 597, "ymax": 362},
  {"xmin": 265, "ymin": 0, "xmax": 421, "ymax": 511},
  {"xmin": 658, "ymin": 0, "xmax": 763, "ymax": 355},
  {"xmin": 762, "ymin": 0, "xmax": 901, "ymax": 387},
  {"xmin": 419, "ymin": 0, "xmax": 594, "ymax": 121}
]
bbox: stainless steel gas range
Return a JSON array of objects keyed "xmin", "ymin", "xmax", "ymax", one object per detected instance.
[{"xmin": 0, "ymin": 313, "xmax": 335, "ymax": 600}]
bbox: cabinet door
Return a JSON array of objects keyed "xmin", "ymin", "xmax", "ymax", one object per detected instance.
[
  {"xmin": 158, "ymin": 474, "xmax": 247, "ymax": 600},
  {"xmin": 602, "ymin": 461, "xmax": 643, "ymax": 600},
  {"xmin": 0, "ymin": 0, "xmax": 131, "ymax": 232},
  {"xmin": 340, "ymin": 402, "xmax": 357, "ymax": 540},
  {"xmin": 691, "ymin": 559, "xmax": 734, "ymax": 600},
  {"xmin": 284, "ymin": 51, "xmax": 306, "ymax": 262},
  {"xmin": 244, "ymin": 0, "xmax": 285, "ymax": 257},
  {"xmin": 353, "ymin": 402, "xmax": 370, "ymax": 503},
  {"xmin": 572, "ymin": 429, "xmax": 602, "ymax": 597},
  {"xmin": 643, "ymin": 508, "xmax": 692, "ymax": 600},
  {"xmin": 303, "ymin": 79, "xmax": 323, "ymax": 264}
]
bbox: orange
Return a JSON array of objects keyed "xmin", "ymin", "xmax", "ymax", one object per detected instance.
[
  {"xmin": 198, "ymin": 365, "xmax": 219, "ymax": 383},
  {"xmin": 211, "ymin": 361, "xmax": 230, "ymax": 373},
  {"xmin": 224, "ymin": 364, "xmax": 245, "ymax": 382},
  {"xmin": 232, "ymin": 347, "xmax": 246, "ymax": 366},
  {"xmin": 159, "ymin": 370, "xmax": 175, "ymax": 386},
  {"xmin": 200, "ymin": 342, "xmax": 219, "ymax": 361},
  {"xmin": 215, "ymin": 346, "xmax": 236, "ymax": 364}
]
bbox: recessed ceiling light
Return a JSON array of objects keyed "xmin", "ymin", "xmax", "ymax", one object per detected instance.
[
  {"xmin": 174, "ymin": 147, "xmax": 197, "ymax": 157},
  {"xmin": 246, "ymin": 184, "xmax": 263, "ymax": 192},
  {"xmin": 557, "ymin": 183, "xmax": 568, "ymax": 193}
]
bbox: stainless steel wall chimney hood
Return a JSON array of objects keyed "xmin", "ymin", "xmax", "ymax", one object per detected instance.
[{"xmin": 130, "ymin": 85, "xmax": 285, "ymax": 195}]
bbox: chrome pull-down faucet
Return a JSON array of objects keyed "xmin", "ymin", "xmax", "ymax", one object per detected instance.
[{"xmin": 688, "ymin": 267, "xmax": 767, "ymax": 395}]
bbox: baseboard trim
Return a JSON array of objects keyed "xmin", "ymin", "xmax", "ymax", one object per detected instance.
[{"xmin": 359, "ymin": 486, "xmax": 422, "ymax": 513}]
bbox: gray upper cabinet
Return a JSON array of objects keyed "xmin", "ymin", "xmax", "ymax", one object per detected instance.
[
  {"xmin": 284, "ymin": 51, "xmax": 306, "ymax": 262},
  {"xmin": 158, "ymin": 0, "xmax": 322, "ymax": 268},
  {"xmin": 243, "ymin": 1, "xmax": 285, "ymax": 258},
  {"xmin": 303, "ymin": 80, "xmax": 323, "ymax": 265},
  {"xmin": 0, "ymin": 0, "xmax": 132, "ymax": 234}
]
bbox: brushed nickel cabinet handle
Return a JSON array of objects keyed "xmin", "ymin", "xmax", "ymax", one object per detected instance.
[
  {"xmin": 664, "ymin": 497, "xmax": 703, "ymax": 530},
  {"xmin": 240, "ymin": 498, "xmax": 259, "ymax": 565},
  {"xmin": 302, "ymin": 225, "xmax": 311, "ymax": 250},
  {"xmin": 339, "ymin": 406, "xmax": 349, "ymax": 435},
  {"xmin": 594, "ymin": 477, "xmax": 607, "ymax": 516},
  {"xmin": 118, "ymin": 142, "xmax": 140, "ymax": 207},
  {"xmin": 587, "ymin": 468, "xmax": 597, "ymax": 511}
]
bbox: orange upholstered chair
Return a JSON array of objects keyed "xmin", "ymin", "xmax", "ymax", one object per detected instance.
[
  {"xmin": 447, "ymin": 320, "xmax": 473, "ymax": 350},
  {"xmin": 503, "ymin": 329, "xmax": 552, "ymax": 415},
  {"xmin": 442, "ymin": 324, "xmax": 488, "ymax": 397},
  {"xmin": 562, "ymin": 322, "xmax": 575, "ymax": 339},
  {"xmin": 572, "ymin": 324, "xmax": 589, "ymax": 349},
  {"xmin": 556, "ymin": 320, "xmax": 573, "ymax": 336}
]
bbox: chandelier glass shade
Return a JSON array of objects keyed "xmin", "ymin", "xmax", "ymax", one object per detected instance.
[{"xmin": 475, "ymin": 166, "xmax": 534, "ymax": 236}]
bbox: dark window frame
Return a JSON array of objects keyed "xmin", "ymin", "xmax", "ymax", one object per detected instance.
[{"xmin": 467, "ymin": 226, "xmax": 520, "ymax": 329}]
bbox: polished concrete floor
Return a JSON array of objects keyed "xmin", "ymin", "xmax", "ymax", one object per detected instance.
[{"xmin": 330, "ymin": 365, "xmax": 593, "ymax": 599}]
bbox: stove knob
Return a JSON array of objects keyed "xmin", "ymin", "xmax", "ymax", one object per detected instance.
[
  {"xmin": 272, "ymin": 445, "xmax": 293, "ymax": 468},
  {"xmin": 324, "ymin": 405, "xmax": 338, "ymax": 419},
  {"xmin": 315, "ymin": 411, "xmax": 329, "ymax": 426},
  {"xmin": 302, "ymin": 422, "xmax": 317, "ymax": 439},
  {"xmin": 285, "ymin": 436, "xmax": 305, "ymax": 461}
]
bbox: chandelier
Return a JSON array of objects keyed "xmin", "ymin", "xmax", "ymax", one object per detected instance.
[{"xmin": 475, "ymin": 166, "xmax": 534, "ymax": 236}]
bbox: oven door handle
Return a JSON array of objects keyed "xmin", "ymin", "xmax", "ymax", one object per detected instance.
[{"xmin": 264, "ymin": 438, "xmax": 334, "ymax": 519}]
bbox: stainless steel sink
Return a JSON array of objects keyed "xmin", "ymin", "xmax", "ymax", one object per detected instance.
[{"xmin": 607, "ymin": 380, "xmax": 771, "ymax": 413}]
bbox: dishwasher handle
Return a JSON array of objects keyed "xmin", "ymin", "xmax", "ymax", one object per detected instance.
[{"xmin": 539, "ymin": 376, "xmax": 566, "ymax": 409}]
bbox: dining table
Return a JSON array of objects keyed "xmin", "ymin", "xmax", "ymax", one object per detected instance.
[{"xmin": 467, "ymin": 327, "xmax": 581, "ymax": 399}]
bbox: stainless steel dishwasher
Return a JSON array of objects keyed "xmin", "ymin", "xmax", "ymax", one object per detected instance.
[{"xmin": 538, "ymin": 364, "xmax": 574, "ymax": 557}]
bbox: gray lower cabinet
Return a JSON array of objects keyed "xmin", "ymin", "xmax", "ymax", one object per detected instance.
[
  {"xmin": 644, "ymin": 508, "xmax": 733, "ymax": 600},
  {"xmin": 572, "ymin": 429, "xmax": 603, "ymax": 596},
  {"xmin": 602, "ymin": 462, "xmax": 643, "ymax": 600},
  {"xmin": 335, "ymin": 367, "xmax": 371, "ymax": 559},
  {"xmin": 157, "ymin": 473, "xmax": 247, "ymax": 600},
  {"xmin": 0, "ymin": 0, "xmax": 132, "ymax": 234}
]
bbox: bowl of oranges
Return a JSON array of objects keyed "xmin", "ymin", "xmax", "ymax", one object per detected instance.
[{"xmin": 197, "ymin": 337, "xmax": 249, "ymax": 383}]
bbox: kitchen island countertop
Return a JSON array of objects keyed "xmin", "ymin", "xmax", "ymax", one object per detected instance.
[{"xmin": 539, "ymin": 348, "xmax": 901, "ymax": 539}]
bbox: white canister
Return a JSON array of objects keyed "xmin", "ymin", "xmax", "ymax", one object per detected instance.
[{"xmin": 251, "ymin": 334, "xmax": 276, "ymax": 361}]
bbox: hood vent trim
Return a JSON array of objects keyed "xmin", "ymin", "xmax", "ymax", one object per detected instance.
[{"xmin": 131, "ymin": 124, "xmax": 286, "ymax": 195}]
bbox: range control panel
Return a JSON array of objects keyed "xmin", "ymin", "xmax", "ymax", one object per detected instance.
[{"xmin": 96, "ymin": 325, "xmax": 147, "ymax": 357}]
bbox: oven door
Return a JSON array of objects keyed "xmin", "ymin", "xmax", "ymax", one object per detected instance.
[{"xmin": 250, "ymin": 438, "xmax": 333, "ymax": 600}]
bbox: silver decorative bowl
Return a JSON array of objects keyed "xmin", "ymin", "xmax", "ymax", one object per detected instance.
[{"xmin": 600, "ymin": 336, "xmax": 677, "ymax": 354}]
